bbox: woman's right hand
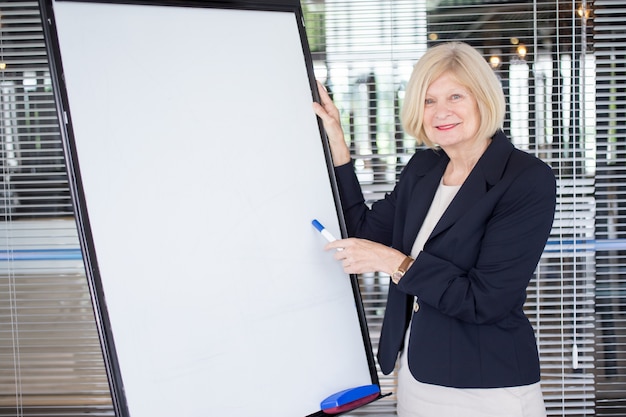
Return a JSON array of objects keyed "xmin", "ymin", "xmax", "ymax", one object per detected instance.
[
  {"xmin": 312, "ymin": 81, "xmax": 351, "ymax": 166},
  {"xmin": 325, "ymin": 237, "xmax": 409, "ymax": 277}
]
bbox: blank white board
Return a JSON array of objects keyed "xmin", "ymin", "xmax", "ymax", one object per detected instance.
[{"xmin": 41, "ymin": 1, "xmax": 378, "ymax": 416}]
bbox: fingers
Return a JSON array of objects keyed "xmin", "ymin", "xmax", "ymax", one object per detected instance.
[
  {"xmin": 314, "ymin": 80, "xmax": 339, "ymax": 119},
  {"xmin": 323, "ymin": 239, "xmax": 407, "ymax": 276},
  {"xmin": 316, "ymin": 81, "xmax": 333, "ymax": 106},
  {"xmin": 312, "ymin": 101, "xmax": 328, "ymax": 120},
  {"xmin": 324, "ymin": 238, "xmax": 346, "ymax": 252},
  {"xmin": 312, "ymin": 80, "xmax": 351, "ymax": 166},
  {"xmin": 326, "ymin": 239, "xmax": 360, "ymax": 274}
]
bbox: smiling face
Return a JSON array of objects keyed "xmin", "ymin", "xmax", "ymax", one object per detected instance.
[
  {"xmin": 401, "ymin": 43, "xmax": 506, "ymax": 148},
  {"xmin": 423, "ymin": 72, "xmax": 483, "ymax": 152}
]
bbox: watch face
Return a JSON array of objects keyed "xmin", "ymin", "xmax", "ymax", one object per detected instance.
[{"xmin": 392, "ymin": 271, "xmax": 403, "ymax": 283}]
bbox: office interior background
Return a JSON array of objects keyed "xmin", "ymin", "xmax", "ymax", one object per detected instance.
[{"xmin": 0, "ymin": 0, "xmax": 624, "ymax": 416}]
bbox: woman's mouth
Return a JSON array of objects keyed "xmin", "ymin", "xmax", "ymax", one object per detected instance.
[{"xmin": 436, "ymin": 123, "xmax": 459, "ymax": 131}]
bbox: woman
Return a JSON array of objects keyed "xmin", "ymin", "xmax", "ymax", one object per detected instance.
[{"xmin": 313, "ymin": 42, "xmax": 556, "ymax": 417}]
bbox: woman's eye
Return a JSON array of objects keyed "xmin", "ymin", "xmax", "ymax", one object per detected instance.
[
  {"xmin": 451, "ymin": 93, "xmax": 462, "ymax": 100},
  {"xmin": 425, "ymin": 98, "xmax": 435, "ymax": 105}
]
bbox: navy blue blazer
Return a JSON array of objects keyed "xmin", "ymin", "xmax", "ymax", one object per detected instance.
[{"xmin": 334, "ymin": 130, "xmax": 556, "ymax": 389}]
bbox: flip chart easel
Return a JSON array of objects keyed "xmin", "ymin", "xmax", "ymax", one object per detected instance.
[{"xmin": 40, "ymin": 0, "xmax": 382, "ymax": 416}]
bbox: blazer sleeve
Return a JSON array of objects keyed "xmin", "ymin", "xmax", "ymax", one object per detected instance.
[
  {"xmin": 334, "ymin": 151, "xmax": 441, "ymax": 245},
  {"xmin": 333, "ymin": 161, "xmax": 396, "ymax": 245},
  {"xmin": 397, "ymin": 158, "xmax": 556, "ymax": 325}
]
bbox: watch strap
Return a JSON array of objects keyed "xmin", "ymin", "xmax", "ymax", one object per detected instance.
[{"xmin": 391, "ymin": 255, "xmax": 414, "ymax": 284}]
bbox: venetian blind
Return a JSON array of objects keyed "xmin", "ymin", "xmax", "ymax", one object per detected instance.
[
  {"xmin": 302, "ymin": 0, "xmax": 598, "ymax": 415},
  {"xmin": 0, "ymin": 1, "xmax": 112, "ymax": 416},
  {"xmin": 592, "ymin": 1, "xmax": 626, "ymax": 415}
]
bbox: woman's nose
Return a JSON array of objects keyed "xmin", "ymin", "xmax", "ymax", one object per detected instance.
[{"xmin": 434, "ymin": 103, "xmax": 451, "ymax": 119}]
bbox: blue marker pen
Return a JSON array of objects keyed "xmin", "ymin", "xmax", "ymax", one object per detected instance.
[{"xmin": 312, "ymin": 219, "xmax": 339, "ymax": 243}]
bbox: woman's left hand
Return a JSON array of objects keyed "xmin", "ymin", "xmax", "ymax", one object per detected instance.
[{"xmin": 325, "ymin": 238, "xmax": 407, "ymax": 276}]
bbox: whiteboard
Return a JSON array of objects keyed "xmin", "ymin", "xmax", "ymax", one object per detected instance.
[{"xmin": 41, "ymin": 1, "xmax": 378, "ymax": 416}]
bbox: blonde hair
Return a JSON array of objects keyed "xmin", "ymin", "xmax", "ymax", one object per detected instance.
[{"xmin": 401, "ymin": 42, "xmax": 506, "ymax": 148}]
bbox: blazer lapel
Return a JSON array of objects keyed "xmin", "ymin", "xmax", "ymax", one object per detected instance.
[
  {"xmin": 402, "ymin": 155, "xmax": 449, "ymax": 252},
  {"xmin": 428, "ymin": 131, "xmax": 515, "ymax": 241},
  {"xmin": 430, "ymin": 168, "xmax": 487, "ymax": 240}
]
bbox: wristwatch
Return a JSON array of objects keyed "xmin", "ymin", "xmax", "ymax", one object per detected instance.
[{"xmin": 391, "ymin": 255, "xmax": 414, "ymax": 284}]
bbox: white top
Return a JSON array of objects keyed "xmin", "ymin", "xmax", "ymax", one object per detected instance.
[{"xmin": 397, "ymin": 180, "xmax": 546, "ymax": 417}]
